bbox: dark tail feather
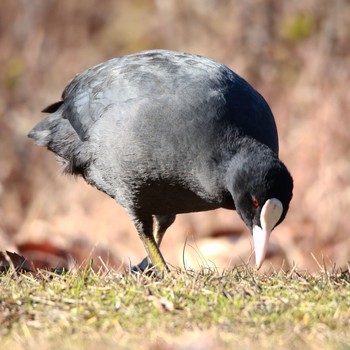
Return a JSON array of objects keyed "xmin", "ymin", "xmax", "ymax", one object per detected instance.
[
  {"xmin": 41, "ymin": 101, "xmax": 64, "ymax": 113},
  {"xmin": 28, "ymin": 112, "xmax": 90, "ymax": 175}
]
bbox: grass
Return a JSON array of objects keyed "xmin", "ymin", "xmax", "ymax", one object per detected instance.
[{"xmin": 1, "ymin": 264, "xmax": 350, "ymax": 350}]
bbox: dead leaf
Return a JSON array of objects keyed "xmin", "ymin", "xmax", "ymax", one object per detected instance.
[
  {"xmin": 18, "ymin": 241, "xmax": 70, "ymax": 271},
  {"xmin": 0, "ymin": 251, "xmax": 32, "ymax": 273}
]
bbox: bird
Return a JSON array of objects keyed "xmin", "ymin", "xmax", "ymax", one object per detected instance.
[{"xmin": 28, "ymin": 49, "xmax": 293, "ymax": 272}]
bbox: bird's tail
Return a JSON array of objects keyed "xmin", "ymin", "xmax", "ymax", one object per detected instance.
[{"xmin": 28, "ymin": 102, "xmax": 89, "ymax": 175}]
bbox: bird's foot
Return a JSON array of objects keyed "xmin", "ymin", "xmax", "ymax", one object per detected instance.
[
  {"xmin": 129, "ymin": 256, "xmax": 168, "ymax": 277},
  {"xmin": 130, "ymin": 257, "xmax": 155, "ymax": 274}
]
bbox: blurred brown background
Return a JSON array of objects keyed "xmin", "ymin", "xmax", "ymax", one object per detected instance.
[{"xmin": 1, "ymin": 0, "xmax": 349, "ymax": 272}]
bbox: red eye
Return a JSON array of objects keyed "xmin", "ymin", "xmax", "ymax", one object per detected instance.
[{"xmin": 251, "ymin": 197, "xmax": 259, "ymax": 207}]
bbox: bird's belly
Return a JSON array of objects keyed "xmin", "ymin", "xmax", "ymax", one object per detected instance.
[{"xmin": 136, "ymin": 182, "xmax": 223, "ymax": 215}]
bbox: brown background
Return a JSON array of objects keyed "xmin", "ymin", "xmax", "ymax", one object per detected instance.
[{"xmin": 1, "ymin": 0, "xmax": 349, "ymax": 272}]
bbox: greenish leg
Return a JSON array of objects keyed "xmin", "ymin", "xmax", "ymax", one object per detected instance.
[
  {"xmin": 133, "ymin": 215, "xmax": 175, "ymax": 273},
  {"xmin": 139, "ymin": 233, "xmax": 169, "ymax": 272}
]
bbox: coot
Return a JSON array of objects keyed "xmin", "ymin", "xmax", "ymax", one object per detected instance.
[{"xmin": 28, "ymin": 50, "xmax": 293, "ymax": 271}]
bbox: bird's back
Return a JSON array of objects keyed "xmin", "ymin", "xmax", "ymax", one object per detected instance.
[{"xmin": 63, "ymin": 50, "xmax": 278, "ymax": 149}]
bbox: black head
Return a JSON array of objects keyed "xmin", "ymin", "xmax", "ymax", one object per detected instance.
[
  {"xmin": 225, "ymin": 141, "xmax": 293, "ymax": 267},
  {"xmin": 231, "ymin": 158, "xmax": 293, "ymax": 231}
]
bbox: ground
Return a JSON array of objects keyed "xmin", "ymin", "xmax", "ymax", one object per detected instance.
[{"xmin": 1, "ymin": 266, "xmax": 350, "ymax": 350}]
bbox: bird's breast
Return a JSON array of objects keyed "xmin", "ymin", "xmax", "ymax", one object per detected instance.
[{"xmin": 135, "ymin": 181, "xmax": 226, "ymax": 215}]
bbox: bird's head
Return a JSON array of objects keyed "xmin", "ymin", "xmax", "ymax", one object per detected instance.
[{"xmin": 226, "ymin": 146, "xmax": 293, "ymax": 268}]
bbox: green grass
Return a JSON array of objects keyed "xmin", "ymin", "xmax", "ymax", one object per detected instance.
[{"xmin": 1, "ymin": 265, "xmax": 349, "ymax": 350}]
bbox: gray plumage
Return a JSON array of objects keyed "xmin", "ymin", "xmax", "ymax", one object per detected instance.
[{"xmin": 29, "ymin": 50, "xmax": 292, "ymax": 271}]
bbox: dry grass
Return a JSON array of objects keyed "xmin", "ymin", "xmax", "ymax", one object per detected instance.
[{"xmin": 1, "ymin": 265, "xmax": 350, "ymax": 350}]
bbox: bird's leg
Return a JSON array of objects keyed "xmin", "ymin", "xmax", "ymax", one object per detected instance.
[
  {"xmin": 153, "ymin": 214, "xmax": 176, "ymax": 245},
  {"xmin": 133, "ymin": 215, "xmax": 175, "ymax": 273},
  {"xmin": 139, "ymin": 233, "xmax": 169, "ymax": 272},
  {"xmin": 130, "ymin": 215, "xmax": 170, "ymax": 273}
]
